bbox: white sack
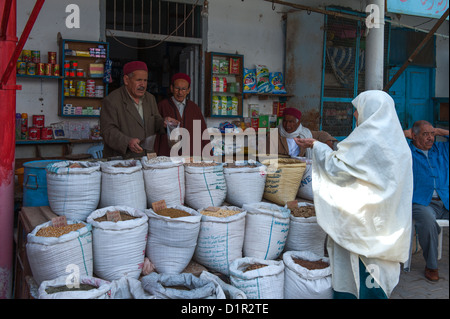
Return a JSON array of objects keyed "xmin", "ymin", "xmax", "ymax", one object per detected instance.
[
  {"xmin": 99, "ymin": 160, "xmax": 146, "ymax": 210},
  {"xmin": 46, "ymin": 161, "xmax": 101, "ymax": 221},
  {"xmin": 293, "ymin": 157, "xmax": 313, "ymax": 201},
  {"xmin": 242, "ymin": 202, "xmax": 290, "ymax": 260},
  {"xmin": 141, "ymin": 272, "xmax": 225, "ymax": 299},
  {"xmin": 229, "ymin": 257, "xmax": 284, "ymax": 299},
  {"xmin": 184, "ymin": 163, "xmax": 227, "ymax": 210},
  {"xmin": 141, "ymin": 156, "xmax": 185, "ymax": 207},
  {"xmin": 200, "ymin": 271, "xmax": 247, "ymax": 299},
  {"xmin": 26, "ymin": 220, "xmax": 93, "ymax": 285},
  {"xmin": 145, "ymin": 206, "xmax": 201, "ymax": 274},
  {"xmin": 193, "ymin": 206, "xmax": 246, "ymax": 275},
  {"xmin": 285, "ymin": 202, "xmax": 327, "ymax": 256},
  {"xmin": 283, "ymin": 250, "xmax": 332, "ymax": 299},
  {"xmin": 38, "ymin": 275, "xmax": 112, "ymax": 299},
  {"xmin": 87, "ymin": 206, "xmax": 148, "ymax": 281},
  {"xmin": 223, "ymin": 161, "xmax": 267, "ymax": 207}
]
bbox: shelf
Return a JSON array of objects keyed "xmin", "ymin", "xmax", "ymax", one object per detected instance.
[
  {"xmin": 244, "ymin": 93, "xmax": 293, "ymax": 100},
  {"xmin": 17, "ymin": 74, "xmax": 62, "ymax": 80}
]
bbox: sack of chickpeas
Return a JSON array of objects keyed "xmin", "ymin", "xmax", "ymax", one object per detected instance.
[
  {"xmin": 46, "ymin": 161, "xmax": 101, "ymax": 221},
  {"xmin": 229, "ymin": 257, "xmax": 285, "ymax": 299},
  {"xmin": 38, "ymin": 275, "xmax": 113, "ymax": 299},
  {"xmin": 145, "ymin": 205, "xmax": 201, "ymax": 274},
  {"xmin": 99, "ymin": 160, "xmax": 146, "ymax": 210},
  {"xmin": 87, "ymin": 206, "xmax": 148, "ymax": 281},
  {"xmin": 193, "ymin": 206, "xmax": 246, "ymax": 276},
  {"xmin": 26, "ymin": 220, "xmax": 93, "ymax": 285},
  {"xmin": 184, "ymin": 162, "xmax": 227, "ymax": 210},
  {"xmin": 141, "ymin": 156, "xmax": 185, "ymax": 207}
]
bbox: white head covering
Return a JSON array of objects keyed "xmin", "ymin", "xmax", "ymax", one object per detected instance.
[{"xmin": 311, "ymin": 90, "xmax": 413, "ymax": 297}]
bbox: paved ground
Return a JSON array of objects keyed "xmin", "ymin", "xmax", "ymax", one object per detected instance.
[{"xmin": 390, "ymin": 227, "xmax": 449, "ymax": 299}]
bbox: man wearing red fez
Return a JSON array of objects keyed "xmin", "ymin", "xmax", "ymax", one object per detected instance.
[
  {"xmin": 101, "ymin": 61, "xmax": 176, "ymax": 158},
  {"xmin": 155, "ymin": 72, "xmax": 209, "ymax": 157},
  {"xmin": 267, "ymin": 107, "xmax": 337, "ymax": 158}
]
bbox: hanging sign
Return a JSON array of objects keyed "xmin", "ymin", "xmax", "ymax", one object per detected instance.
[{"xmin": 387, "ymin": 0, "xmax": 449, "ymax": 19}]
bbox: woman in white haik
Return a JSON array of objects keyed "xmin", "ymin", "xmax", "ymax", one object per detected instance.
[{"xmin": 296, "ymin": 90, "xmax": 413, "ymax": 299}]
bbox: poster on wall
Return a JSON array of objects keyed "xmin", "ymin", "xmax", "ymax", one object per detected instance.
[{"xmin": 387, "ymin": 0, "xmax": 449, "ymax": 19}]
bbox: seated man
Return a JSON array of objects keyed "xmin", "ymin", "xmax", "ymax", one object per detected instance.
[
  {"xmin": 267, "ymin": 107, "xmax": 337, "ymax": 158},
  {"xmin": 404, "ymin": 120, "xmax": 449, "ymax": 281}
]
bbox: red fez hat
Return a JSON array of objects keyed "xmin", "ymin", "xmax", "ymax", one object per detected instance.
[
  {"xmin": 283, "ymin": 107, "xmax": 302, "ymax": 121},
  {"xmin": 123, "ymin": 61, "xmax": 148, "ymax": 75},
  {"xmin": 171, "ymin": 73, "xmax": 191, "ymax": 85}
]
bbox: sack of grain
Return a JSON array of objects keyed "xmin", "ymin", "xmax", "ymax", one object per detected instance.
[
  {"xmin": 145, "ymin": 206, "xmax": 201, "ymax": 274},
  {"xmin": 200, "ymin": 271, "xmax": 247, "ymax": 299},
  {"xmin": 292, "ymin": 157, "xmax": 313, "ymax": 201},
  {"xmin": 193, "ymin": 206, "xmax": 246, "ymax": 275},
  {"xmin": 223, "ymin": 161, "xmax": 267, "ymax": 207},
  {"xmin": 262, "ymin": 158, "xmax": 306, "ymax": 206},
  {"xmin": 285, "ymin": 202, "xmax": 327, "ymax": 256},
  {"xmin": 229, "ymin": 257, "xmax": 285, "ymax": 299},
  {"xmin": 141, "ymin": 156, "xmax": 185, "ymax": 207},
  {"xmin": 38, "ymin": 275, "xmax": 112, "ymax": 299},
  {"xmin": 141, "ymin": 272, "xmax": 225, "ymax": 299},
  {"xmin": 242, "ymin": 202, "xmax": 290, "ymax": 260},
  {"xmin": 283, "ymin": 250, "xmax": 332, "ymax": 299},
  {"xmin": 99, "ymin": 160, "xmax": 146, "ymax": 210},
  {"xmin": 26, "ymin": 220, "xmax": 93, "ymax": 285},
  {"xmin": 46, "ymin": 161, "xmax": 101, "ymax": 221},
  {"xmin": 184, "ymin": 162, "xmax": 227, "ymax": 210},
  {"xmin": 87, "ymin": 206, "xmax": 148, "ymax": 281}
]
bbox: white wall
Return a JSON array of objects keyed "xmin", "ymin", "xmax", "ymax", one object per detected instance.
[{"xmin": 16, "ymin": 0, "xmax": 101, "ymax": 157}]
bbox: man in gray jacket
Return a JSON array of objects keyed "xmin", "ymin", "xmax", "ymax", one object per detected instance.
[{"xmin": 101, "ymin": 61, "xmax": 173, "ymax": 159}]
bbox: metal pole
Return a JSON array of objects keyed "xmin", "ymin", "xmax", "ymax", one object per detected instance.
[{"xmin": 365, "ymin": 0, "xmax": 385, "ymax": 90}]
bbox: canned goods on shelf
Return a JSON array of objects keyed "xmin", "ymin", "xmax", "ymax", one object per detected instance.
[
  {"xmin": 17, "ymin": 61, "xmax": 27, "ymax": 75},
  {"xmin": 53, "ymin": 64, "xmax": 60, "ymax": 76},
  {"xmin": 44, "ymin": 63, "xmax": 52, "ymax": 76},
  {"xmin": 36, "ymin": 63, "xmax": 45, "ymax": 75},
  {"xmin": 22, "ymin": 50, "xmax": 32, "ymax": 62},
  {"xmin": 31, "ymin": 50, "xmax": 40, "ymax": 63},
  {"xmin": 27, "ymin": 63, "xmax": 36, "ymax": 75},
  {"xmin": 48, "ymin": 52, "xmax": 57, "ymax": 64}
]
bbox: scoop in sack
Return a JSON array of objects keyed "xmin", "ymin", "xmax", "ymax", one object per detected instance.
[{"xmin": 140, "ymin": 135, "xmax": 156, "ymax": 153}]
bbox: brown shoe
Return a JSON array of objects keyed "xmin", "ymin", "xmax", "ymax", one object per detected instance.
[{"xmin": 425, "ymin": 267, "xmax": 439, "ymax": 281}]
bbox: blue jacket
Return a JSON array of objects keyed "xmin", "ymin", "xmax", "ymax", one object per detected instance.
[{"xmin": 408, "ymin": 136, "xmax": 449, "ymax": 210}]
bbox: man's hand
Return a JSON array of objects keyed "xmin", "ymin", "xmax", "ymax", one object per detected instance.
[
  {"xmin": 295, "ymin": 138, "xmax": 317, "ymax": 149},
  {"xmin": 404, "ymin": 129, "xmax": 413, "ymax": 139},
  {"xmin": 435, "ymin": 128, "xmax": 449, "ymax": 136},
  {"xmin": 128, "ymin": 137, "xmax": 143, "ymax": 153},
  {"xmin": 164, "ymin": 117, "xmax": 179, "ymax": 128}
]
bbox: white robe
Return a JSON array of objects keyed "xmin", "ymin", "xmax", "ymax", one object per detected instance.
[{"xmin": 311, "ymin": 90, "xmax": 413, "ymax": 298}]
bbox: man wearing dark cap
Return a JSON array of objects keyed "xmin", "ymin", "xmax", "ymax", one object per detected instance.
[
  {"xmin": 267, "ymin": 107, "xmax": 337, "ymax": 158},
  {"xmin": 155, "ymin": 72, "xmax": 209, "ymax": 157},
  {"xmin": 101, "ymin": 61, "xmax": 175, "ymax": 158}
]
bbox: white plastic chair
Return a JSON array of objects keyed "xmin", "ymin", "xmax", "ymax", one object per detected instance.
[
  {"xmin": 87, "ymin": 143, "xmax": 104, "ymax": 159},
  {"xmin": 404, "ymin": 219, "xmax": 448, "ymax": 272}
]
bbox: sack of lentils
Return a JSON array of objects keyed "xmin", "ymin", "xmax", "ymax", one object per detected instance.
[
  {"xmin": 145, "ymin": 205, "xmax": 201, "ymax": 274},
  {"xmin": 229, "ymin": 257, "xmax": 285, "ymax": 299},
  {"xmin": 223, "ymin": 161, "xmax": 267, "ymax": 207},
  {"xmin": 26, "ymin": 220, "xmax": 93, "ymax": 285},
  {"xmin": 283, "ymin": 250, "xmax": 332, "ymax": 299},
  {"xmin": 46, "ymin": 161, "xmax": 101, "ymax": 221},
  {"xmin": 38, "ymin": 275, "xmax": 113, "ymax": 299},
  {"xmin": 184, "ymin": 162, "xmax": 227, "ymax": 210},
  {"xmin": 193, "ymin": 206, "xmax": 246, "ymax": 276},
  {"xmin": 87, "ymin": 206, "xmax": 148, "ymax": 281},
  {"xmin": 141, "ymin": 156, "xmax": 185, "ymax": 207},
  {"xmin": 99, "ymin": 160, "xmax": 146, "ymax": 210}
]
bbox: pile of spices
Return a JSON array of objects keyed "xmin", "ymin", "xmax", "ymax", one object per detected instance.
[
  {"xmin": 293, "ymin": 258, "xmax": 329, "ymax": 270},
  {"xmin": 226, "ymin": 163, "xmax": 258, "ymax": 169},
  {"xmin": 200, "ymin": 208, "xmax": 241, "ymax": 218},
  {"xmin": 244, "ymin": 264, "xmax": 268, "ymax": 272},
  {"xmin": 185, "ymin": 162, "xmax": 218, "ymax": 167},
  {"xmin": 36, "ymin": 223, "xmax": 85, "ymax": 237},
  {"xmin": 113, "ymin": 161, "xmax": 136, "ymax": 168},
  {"xmin": 155, "ymin": 208, "xmax": 191, "ymax": 218},
  {"xmin": 94, "ymin": 210, "xmax": 138, "ymax": 222},
  {"xmin": 290, "ymin": 205, "xmax": 316, "ymax": 218}
]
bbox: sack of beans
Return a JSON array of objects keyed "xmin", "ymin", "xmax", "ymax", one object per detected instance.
[
  {"xmin": 242, "ymin": 202, "xmax": 290, "ymax": 260},
  {"xmin": 26, "ymin": 220, "xmax": 93, "ymax": 285},
  {"xmin": 223, "ymin": 161, "xmax": 267, "ymax": 207},
  {"xmin": 145, "ymin": 206, "xmax": 201, "ymax": 274},
  {"xmin": 141, "ymin": 272, "xmax": 225, "ymax": 299},
  {"xmin": 184, "ymin": 162, "xmax": 227, "ymax": 210},
  {"xmin": 229, "ymin": 257, "xmax": 285, "ymax": 299},
  {"xmin": 285, "ymin": 202, "xmax": 327, "ymax": 256},
  {"xmin": 193, "ymin": 206, "xmax": 246, "ymax": 276},
  {"xmin": 87, "ymin": 206, "xmax": 148, "ymax": 281},
  {"xmin": 38, "ymin": 275, "xmax": 113, "ymax": 299},
  {"xmin": 141, "ymin": 156, "xmax": 185, "ymax": 207},
  {"xmin": 46, "ymin": 161, "xmax": 101, "ymax": 221},
  {"xmin": 262, "ymin": 158, "xmax": 306, "ymax": 206},
  {"xmin": 99, "ymin": 160, "xmax": 146, "ymax": 210},
  {"xmin": 283, "ymin": 250, "xmax": 332, "ymax": 299}
]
